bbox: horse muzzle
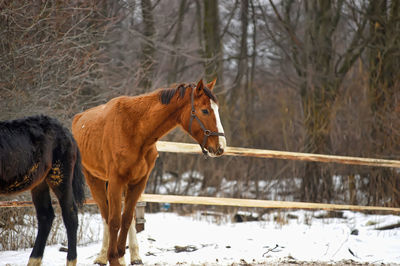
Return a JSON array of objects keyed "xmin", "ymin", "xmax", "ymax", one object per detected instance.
[{"xmin": 205, "ymin": 145, "xmax": 225, "ymax": 157}]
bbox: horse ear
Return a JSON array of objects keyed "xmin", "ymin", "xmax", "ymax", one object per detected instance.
[
  {"xmin": 206, "ymin": 78, "xmax": 217, "ymax": 91},
  {"xmin": 195, "ymin": 79, "xmax": 204, "ymax": 94}
]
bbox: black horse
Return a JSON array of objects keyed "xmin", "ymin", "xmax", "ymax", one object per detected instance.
[{"xmin": 0, "ymin": 115, "xmax": 85, "ymax": 266}]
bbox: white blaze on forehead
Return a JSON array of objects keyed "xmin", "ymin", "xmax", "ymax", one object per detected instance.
[{"xmin": 210, "ymin": 100, "xmax": 227, "ymax": 149}]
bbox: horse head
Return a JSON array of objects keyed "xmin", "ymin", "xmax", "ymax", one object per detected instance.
[{"xmin": 181, "ymin": 79, "xmax": 227, "ymax": 157}]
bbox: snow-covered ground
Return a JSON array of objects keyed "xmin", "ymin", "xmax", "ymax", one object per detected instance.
[{"xmin": 1, "ymin": 210, "xmax": 400, "ymax": 265}]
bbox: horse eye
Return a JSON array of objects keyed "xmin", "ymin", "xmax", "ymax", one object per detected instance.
[{"xmin": 202, "ymin": 109, "xmax": 209, "ymax": 115}]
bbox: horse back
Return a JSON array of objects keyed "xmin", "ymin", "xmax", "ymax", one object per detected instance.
[
  {"xmin": 0, "ymin": 115, "xmax": 75, "ymax": 194},
  {"xmin": 72, "ymin": 96, "xmax": 150, "ymax": 181}
]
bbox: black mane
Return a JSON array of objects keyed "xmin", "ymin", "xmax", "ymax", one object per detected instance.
[{"xmin": 159, "ymin": 83, "xmax": 217, "ymax": 105}]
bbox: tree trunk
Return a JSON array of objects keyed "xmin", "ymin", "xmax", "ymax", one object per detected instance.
[
  {"xmin": 203, "ymin": 0, "xmax": 223, "ymax": 83},
  {"xmin": 140, "ymin": 0, "xmax": 156, "ymax": 91},
  {"xmin": 367, "ymin": 0, "xmax": 400, "ymax": 207},
  {"xmin": 300, "ymin": 83, "xmax": 336, "ymax": 202},
  {"xmin": 298, "ymin": 0, "xmax": 339, "ymax": 202},
  {"xmin": 168, "ymin": 0, "xmax": 187, "ymax": 84},
  {"xmin": 231, "ymin": 0, "xmax": 249, "ymax": 105}
]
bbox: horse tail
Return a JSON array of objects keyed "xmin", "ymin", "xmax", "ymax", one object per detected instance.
[{"xmin": 72, "ymin": 147, "xmax": 86, "ymax": 208}]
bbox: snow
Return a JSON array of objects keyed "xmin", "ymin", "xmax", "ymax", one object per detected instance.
[{"xmin": 1, "ymin": 210, "xmax": 400, "ymax": 265}]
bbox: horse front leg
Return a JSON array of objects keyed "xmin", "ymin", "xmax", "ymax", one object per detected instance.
[
  {"xmin": 107, "ymin": 179, "xmax": 124, "ymax": 266},
  {"xmin": 118, "ymin": 176, "xmax": 148, "ymax": 265}
]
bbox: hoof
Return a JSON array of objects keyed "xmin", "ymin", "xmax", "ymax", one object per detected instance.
[
  {"xmin": 66, "ymin": 259, "xmax": 77, "ymax": 266},
  {"xmin": 131, "ymin": 259, "xmax": 143, "ymax": 265},
  {"xmin": 93, "ymin": 258, "xmax": 107, "ymax": 266},
  {"xmin": 109, "ymin": 259, "xmax": 121, "ymax": 266},
  {"xmin": 119, "ymin": 256, "xmax": 127, "ymax": 266},
  {"xmin": 27, "ymin": 258, "xmax": 42, "ymax": 266}
]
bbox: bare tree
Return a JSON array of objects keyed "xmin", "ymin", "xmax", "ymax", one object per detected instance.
[
  {"xmin": 0, "ymin": 0, "xmax": 112, "ymax": 122},
  {"xmin": 261, "ymin": 0, "xmax": 372, "ymax": 202},
  {"xmin": 365, "ymin": 0, "xmax": 400, "ymax": 206}
]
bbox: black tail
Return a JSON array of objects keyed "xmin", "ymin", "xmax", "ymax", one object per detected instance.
[{"xmin": 72, "ymin": 147, "xmax": 86, "ymax": 208}]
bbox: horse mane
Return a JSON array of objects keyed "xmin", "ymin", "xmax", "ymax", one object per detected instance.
[{"xmin": 159, "ymin": 83, "xmax": 217, "ymax": 105}]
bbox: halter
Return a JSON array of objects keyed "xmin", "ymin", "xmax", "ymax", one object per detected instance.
[{"xmin": 188, "ymin": 85, "xmax": 225, "ymax": 157}]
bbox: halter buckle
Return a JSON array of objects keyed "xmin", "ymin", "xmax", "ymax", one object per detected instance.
[{"xmin": 204, "ymin": 130, "xmax": 211, "ymax": 136}]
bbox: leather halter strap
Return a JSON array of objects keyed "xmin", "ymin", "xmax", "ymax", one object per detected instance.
[{"xmin": 188, "ymin": 85, "xmax": 225, "ymax": 156}]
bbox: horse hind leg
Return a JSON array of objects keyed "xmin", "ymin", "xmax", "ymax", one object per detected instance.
[
  {"xmin": 100, "ymin": 214, "xmax": 143, "ymax": 266},
  {"xmin": 117, "ymin": 177, "xmax": 149, "ymax": 266},
  {"xmin": 95, "ymin": 220, "xmax": 127, "ymax": 266},
  {"xmin": 47, "ymin": 160, "xmax": 79, "ymax": 266},
  {"xmin": 95, "ymin": 222, "xmax": 141, "ymax": 266},
  {"xmin": 127, "ymin": 148, "xmax": 157, "ymax": 265},
  {"xmin": 82, "ymin": 169, "xmax": 110, "ymax": 265},
  {"xmin": 28, "ymin": 181, "xmax": 55, "ymax": 266},
  {"xmin": 128, "ymin": 218, "xmax": 142, "ymax": 265}
]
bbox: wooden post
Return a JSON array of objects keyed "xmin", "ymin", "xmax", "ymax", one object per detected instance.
[
  {"xmin": 135, "ymin": 201, "xmax": 146, "ymax": 233},
  {"xmin": 348, "ymin": 174, "xmax": 357, "ymax": 205}
]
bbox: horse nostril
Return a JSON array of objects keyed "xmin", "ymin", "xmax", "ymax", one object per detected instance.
[{"xmin": 217, "ymin": 146, "xmax": 224, "ymax": 155}]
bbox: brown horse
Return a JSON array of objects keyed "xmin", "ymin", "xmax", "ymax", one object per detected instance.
[{"xmin": 72, "ymin": 79, "xmax": 226, "ymax": 266}]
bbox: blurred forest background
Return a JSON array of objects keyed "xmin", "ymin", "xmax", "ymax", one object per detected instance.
[{"xmin": 1, "ymin": 0, "xmax": 399, "ymax": 210}]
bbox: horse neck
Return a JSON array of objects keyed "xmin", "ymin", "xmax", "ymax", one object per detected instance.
[{"xmin": 126, "ymin": 91, "xmax": 188, "ymax": 145}]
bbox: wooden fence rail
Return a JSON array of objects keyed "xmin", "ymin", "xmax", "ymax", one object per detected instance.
[
  {"xmin": 1, "ymin": 194, "xmax": 400, "ymax": 213},
  {"xmin": 140, "ymin": 194, "xmax": 400, "ymax": 213},
  {"xmin": 156, "ymin": 141, "xmax": 400, "ymax": 168}
]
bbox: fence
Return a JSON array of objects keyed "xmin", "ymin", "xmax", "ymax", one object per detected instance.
[
  {"xmin": 152, "ymin": 141, "xmax": 400, "ymax": 213},
  {"xmin": 1, "ymin": 141, "xmax": 400, "ymax": 213}
]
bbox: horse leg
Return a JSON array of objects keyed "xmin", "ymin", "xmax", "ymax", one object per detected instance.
[
  {"xmin": 127, "ymin": 147, "xmax": 158, "ymax": 265},
  {"xmin": 118, "ymin": 176, "xmax": 149, "ymax": 265},
  {"xmin": 83, "ymin": 170, "xmax": 110, "ymax": 265},
  {"xmin": 28, "ymin": 181, "xmax": 55, "ymax": 266},
  {"xmin": 48, "ymin": 165, "xmax": 79, "ymax": 266},
  {"xmin": 95, "ymin": 218, "xmax": 127, "ymax": 266},
  {"xmin": 128, "ymin": 215, "xmax": 141, "ymax": 265},
  {"xmin": 107, "ymin": 178, "xmax": 124, "ymax": 266},
  {"xmin": 95, "ymin": 220, "xmax": 111, "ymax": 266},
  {"xmin": 84, "ymin": 169, "xmax": 109, "ymax": 221}
]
